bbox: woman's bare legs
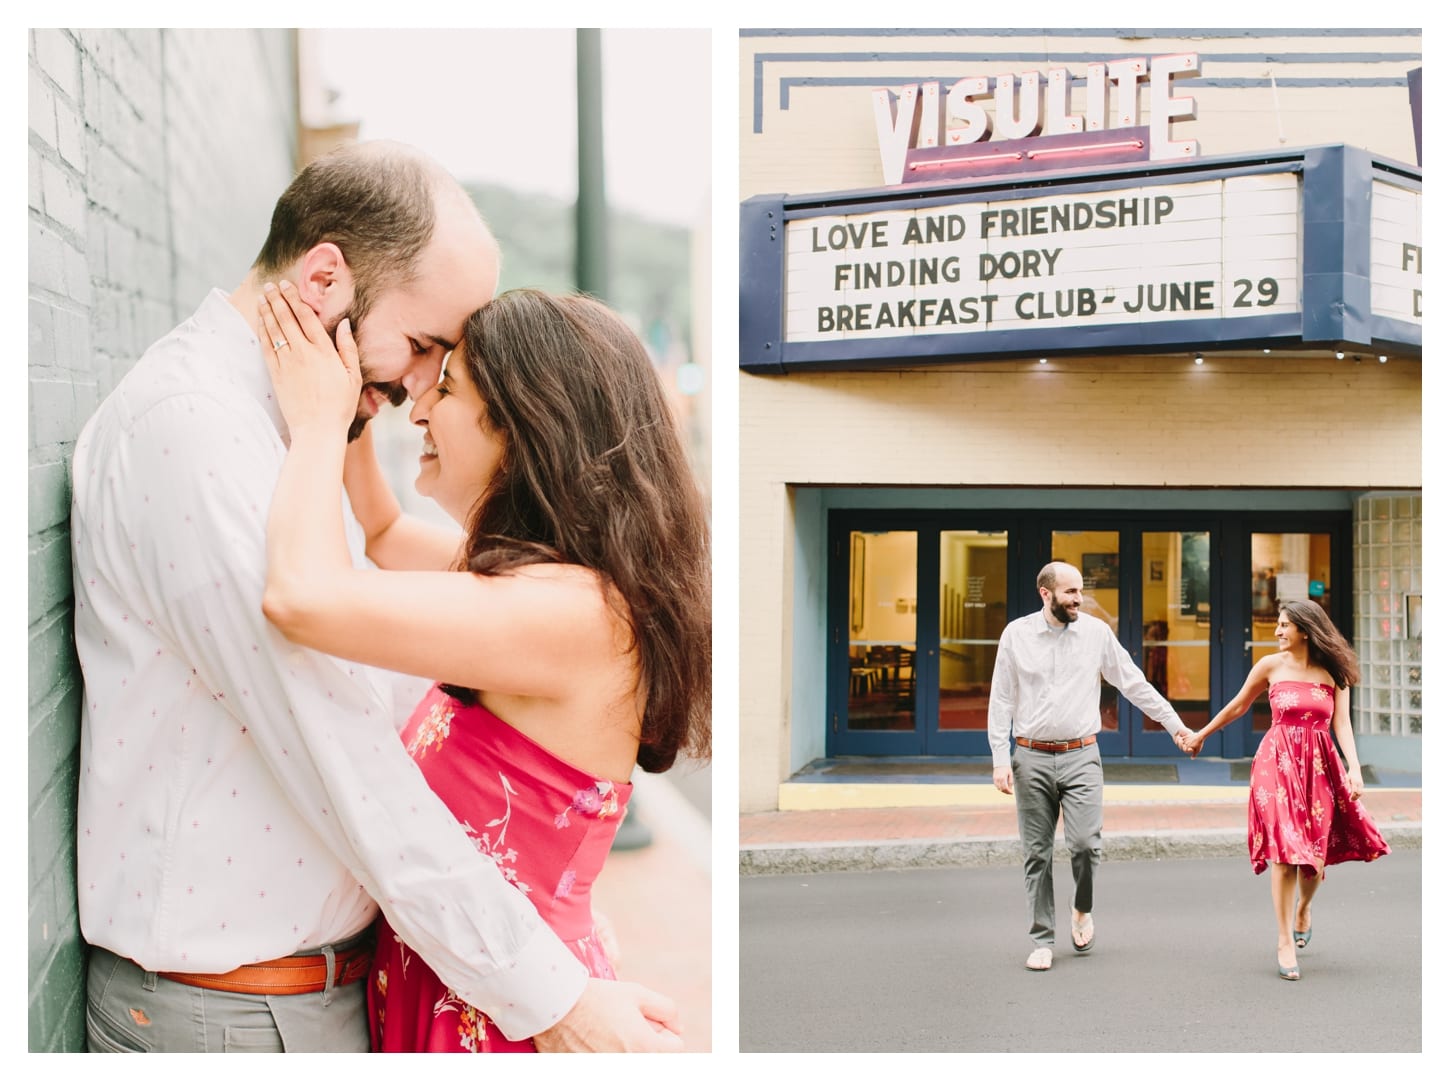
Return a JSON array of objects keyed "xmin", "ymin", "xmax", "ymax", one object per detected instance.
[
  {"xmin": 1295, "ymin": 866, "xmax": 1322, "ymax": 942},
  {"xmin": 1269, "ymin": 862, "xmax": 1299, "ymax": 973}
]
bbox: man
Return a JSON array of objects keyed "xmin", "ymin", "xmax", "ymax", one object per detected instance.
[
  {"xmin": 988, "ymin": 561, "xmax": 1193, "ymax": 972},
  {"xmin": 73, "ymin": 141, "xmax": 681, "ymax": 1051}
]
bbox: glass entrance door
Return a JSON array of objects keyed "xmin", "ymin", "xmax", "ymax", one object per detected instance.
[
  {"xmin": 1049, "ymin": 530, "xmax": 1124, "ymax": 753},
  {"xmin": 1051, "ymin": 526, "xmax": 1212, "ymax": 756},
  {"xmin": 936, "ymin": 530, "xmax": 1009, "ymax": 748},
  {"xmin": 1239, "ymin": 531, "xmax": 1335, "ymax": 755},
  {"xmin": 844, "ymin": 530, "xmax": 918, "ymax": 744},
  {"xmin": 1139, "ymin": 530, "xmax": 1214, "ymax": 753},
  {"xmin": 829, "ymin": 510, "xmax": 1346, "ymax": 760},
  {"xmin": 833, "ymin": 521, "xmax": 1006, "ymax": 756}
]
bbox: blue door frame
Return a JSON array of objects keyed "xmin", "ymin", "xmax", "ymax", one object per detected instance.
[{"xmin": 827, "ymin": 508, "xmax": 1351, "ymax": 759}]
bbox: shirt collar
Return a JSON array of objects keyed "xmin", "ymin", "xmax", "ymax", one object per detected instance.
[
  {"xmin": 1032, "ymin": 609, "xmax": 1073, "ymax": 635},
  {"xmin": 194, "ymin": 288, "xmax": 288, "ymax": 438}
]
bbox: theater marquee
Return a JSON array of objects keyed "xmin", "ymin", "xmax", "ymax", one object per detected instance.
[
  {"xmin": 741, "ymin": 145, "xmax": 1420, "ymax": 373},
  {"xmin": 786, "ymin": 174, "xmax": 1298, "ymax": 343}
]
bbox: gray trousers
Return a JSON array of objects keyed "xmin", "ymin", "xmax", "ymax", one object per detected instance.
[
  {"xmin": 1012, "ymin": 743, "xmax": 1104, "ymax": 949},
  {"xmin": 85, "ymin": 947, "xmax": 369, "ymax": 1052}
]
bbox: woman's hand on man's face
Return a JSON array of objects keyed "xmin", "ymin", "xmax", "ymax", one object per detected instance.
[{"xmin": 258, "ymin": 280, "xmax": 362, "ymax": 438}]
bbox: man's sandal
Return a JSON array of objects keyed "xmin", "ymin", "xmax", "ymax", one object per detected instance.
[{"xmin": 1025, "ymin": 947, "xmax": 1053, "ymax": 971}]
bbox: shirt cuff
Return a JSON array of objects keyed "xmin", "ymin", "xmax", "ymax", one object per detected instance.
[{"xmin": 457, "ymin": 926, "xmax": 589, "ymax": 1042}]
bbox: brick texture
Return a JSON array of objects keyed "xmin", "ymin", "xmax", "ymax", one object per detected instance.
[{"xmin": 26, "ymin": 28, "xmax": 296, "ymax": 1051}]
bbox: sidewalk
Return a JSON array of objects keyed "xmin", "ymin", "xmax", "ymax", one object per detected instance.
[
  {"xmin": 740, "ymin": 757, "xmax": 1422, "ymax": 875},
  {"xmin": 591, "ymin": 771, "xmax": 712, "ymax": 1051}
]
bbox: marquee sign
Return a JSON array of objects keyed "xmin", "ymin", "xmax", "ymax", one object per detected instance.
[
  {"xmin": 740, "ymin": 145, "xmax": 1421, "ymax": 373},
  {"xmin": 1370, "ymin": 180, "xmax": 1422, "ymax": 325},
  {"xmin": 785, "ymin": 174, "xmax": 1298, "ymax": 344}
]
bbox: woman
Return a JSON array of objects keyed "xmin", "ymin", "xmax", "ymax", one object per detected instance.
[
  {"xmin": 256, "ymin": 283, "xmax": 710, "ymax": 1050},
  {"xmin": 1181, "ymin": 600, "xmax": 1389, "ymax": 981}
]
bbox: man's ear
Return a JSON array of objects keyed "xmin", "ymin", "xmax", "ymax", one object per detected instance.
[{"xmin": 294, "ymin": 242, "xmax": 355, "ymax": 320}]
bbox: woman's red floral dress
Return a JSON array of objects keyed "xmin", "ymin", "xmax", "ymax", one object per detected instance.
[
  {"xmin": 1247, "ymin": 680, "xmax": 1390, "ymax": 876},
  {"xmin": 368, "ymin": 684, "xmax": 630, "ymax": 1052}
]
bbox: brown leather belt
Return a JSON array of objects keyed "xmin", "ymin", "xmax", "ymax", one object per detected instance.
[
  {"xmin": 1016, "ymin": 735, "xmax": 1097, "ymax": 753},
  {"xmin": 159, "ymin": 938, "xmax": 373, "ymax": 996}
]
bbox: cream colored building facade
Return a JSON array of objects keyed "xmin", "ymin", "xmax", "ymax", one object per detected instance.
[{"xmin": 738, "ymin": 29, "xmax": 1422, "ymax": 813}]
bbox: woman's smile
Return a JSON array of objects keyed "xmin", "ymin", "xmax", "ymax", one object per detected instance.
[{"xmin": 407, "ymin": 344, "xmax": 506, "ymax": 523}]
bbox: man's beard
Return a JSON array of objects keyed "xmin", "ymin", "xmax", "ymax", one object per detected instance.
[
  {"xmin": 346, "ymin": 382, "xmax": 408, "ymax": 442},
  {"xmin": 326, "ymin": 308, "xmax": 407, "ymax": 441},
  {"xmin": 1050, "ymin": 597, "xmax": 1080, "ymax": 623}
]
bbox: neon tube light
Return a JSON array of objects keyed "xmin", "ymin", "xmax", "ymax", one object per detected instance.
[{"xmin": 1025, "ymin": 140, "xmax": 1144, "ymax": 160}]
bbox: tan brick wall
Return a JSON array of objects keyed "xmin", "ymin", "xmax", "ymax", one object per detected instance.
[
  {"xmin": 738, "ymin": 357, "xmax": 1421, "ymax": 811},
  {"xmin": 742, "ymin": 356, "xmax": 1420, "ymax": 487}
]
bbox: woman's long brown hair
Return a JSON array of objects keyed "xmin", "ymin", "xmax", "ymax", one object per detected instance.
[
  {"xmin": 1280, "ymin": 600, "xmax": 1360, "ymax": 690},
  {"xmin": 446, "ymin": 289, "xmax": 710, "ymax": 773}
]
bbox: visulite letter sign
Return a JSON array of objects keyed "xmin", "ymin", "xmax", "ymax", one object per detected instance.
[{"xmin": 873, "ymin": 53, "xmax": 1200, "ymax": 186}]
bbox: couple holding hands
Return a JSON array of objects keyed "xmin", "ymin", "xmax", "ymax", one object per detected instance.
[{"xmin": 989, "ymin": 562, "xmax": 1389, "ymax": 981}]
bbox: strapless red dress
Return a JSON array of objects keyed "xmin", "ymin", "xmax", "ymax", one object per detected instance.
[
  {"xmin": 1247, "ymin": 680, "xmax": 1390, "ymax": 876},
  {"xmin": 368, "ymin": 684, "xmax": 629, "ymax": 1052}
]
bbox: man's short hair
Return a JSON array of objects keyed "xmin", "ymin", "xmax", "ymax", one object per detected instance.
[
  {"xmin": 1037, "ymin": 561, "xmax": 1077, "ymax": 593},
  {"xmin": 252, "ymin": 142, "xmax": 445, "ymax": 324}
]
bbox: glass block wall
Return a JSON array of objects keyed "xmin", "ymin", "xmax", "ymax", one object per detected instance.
[{"xmin": 1353, "ymin": 492, "xmax": 1422, "ymax": 736}]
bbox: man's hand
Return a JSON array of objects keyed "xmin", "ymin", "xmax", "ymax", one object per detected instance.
[
  {"xmin": 533, "ymin": 978, "xmax": 684, "ymax": 1053},
  {"xmin": 1174, "ymin": 729, "xmax": 1202, "ymax": 758},
  {"xmin": 992, "ymin": 765, "xmax": 1014, "ymax": 795}
]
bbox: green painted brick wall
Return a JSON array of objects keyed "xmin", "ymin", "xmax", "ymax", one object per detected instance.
[{"xmin": 27, "ymin": 28, "xmax": 297, "ymax": 1051}]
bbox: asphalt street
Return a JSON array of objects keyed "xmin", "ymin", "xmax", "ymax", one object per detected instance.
[{"xmin": 740, "ymin": 851, "xmax": 1421, "ymax": 1053}]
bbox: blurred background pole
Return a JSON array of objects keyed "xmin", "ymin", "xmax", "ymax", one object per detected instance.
[
  {"xmin": 575, "ymin": 29, "xmax": 610, "ymax": 304},
  {"xmin": 578, "ymin": 28, "xmax": 650, "ymax": 850}
]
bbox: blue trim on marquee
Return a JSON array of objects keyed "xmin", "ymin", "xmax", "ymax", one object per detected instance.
[
  {"xmin": 781, "ymin": 155, "xmax": 1306, "ymax": 218},
  {"xmin": 739, "ymin": 144, "xmax": 1421, "ymax": 373},
  {"xmin": 779, "ymin": 315, "xmax": 1303, "ymax": 371},
  {"xmin": 739, "ymin": 196, "xmax": 788, "ymax": 374}
]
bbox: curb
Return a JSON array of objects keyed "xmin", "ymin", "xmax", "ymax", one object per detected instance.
[{"xmin": 739, "ymin": 822, "xmax": 1422, "ymax": 875}]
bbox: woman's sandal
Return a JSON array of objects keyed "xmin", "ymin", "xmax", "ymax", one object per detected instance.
[{"xmin": 1278, "ymin": 943, "xmax": 1301, "ymax": 980}]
